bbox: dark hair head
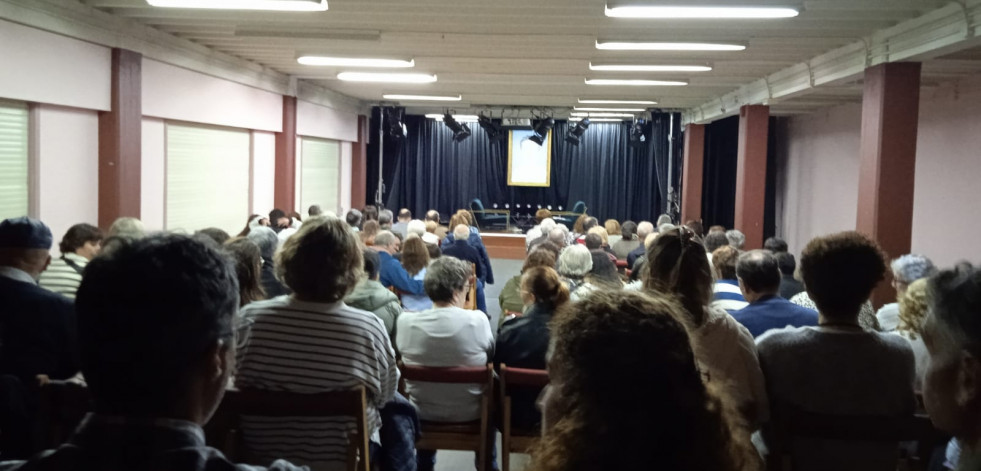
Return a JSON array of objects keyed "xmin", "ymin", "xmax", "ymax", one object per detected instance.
[
  {"xmin": 775, "ymin": 252, "xmax": 796, "ymax": 276},
  {"xmin": 346, "ymin": 209, "xmax": 363, "ymax": 228},
  {"xmin": 703, "ymin": 232, "xmax": 729, "ymax": 253},
  {"xmin": 398, "ymin": 208, "xmax": 412, "ymax": 220},
  {"xmin": 684, "ymin": 220, "xmax": 705, "ymax": 237},
  {"xmin": 621, "ymin": 221, "xmax": 637, "ymax": 239},
  {"xmin": 59, "ymin": 223, "xmax": 104, "ymax": 254},
  {"xmin": 764, "ymin": 237, "xmax": 788, "ymax": 253},
  {"xmin": 423, "ymin": 256, "xmax": 470, "ymax": 303},
  {"xmin": 521, "ymin": 266, "xmax": 569, "ymax": 309},
  {"xmin": 536, "ymin": 208, "xmax": 553, "ymax": 223},
  {"xmin": 75, "ymin": 234, "xmax": 238, "ymax": 415},
  {"xmin": 362, "ymin": 205, "xmax": 379, "ymax": 222},
  {"xmin": 573, "ymin": 214, "xmax": 589, "ymax": 234},
  {"xmin": 224, "ymin": 238, "xmax": 265, "ymax": 307},
  {"xmin": 643, "ymin": 228, "xmax": 714, "ymax": 325},
  {"xmin": 736, "ymin": 250, "xmax": 781, "ymax": 294},
  {"xmin": 708, "ymin": 225, "xmax": 726, "ymax": 233},
  {"xmin": 362, "ymin": 248, "xmax": 381, "ymax": 280},
  {"xmin": 523, "ymin": 248, "xmax": 557, "ymax": 273},
  {"xmin": 583, "ymin": 217, "xmax": 599, "ymax": 232},
  {"xmin": 425, "ymin": 210, "xmax": 440, "ymax": 223},
  {"xmin": 426, "ymin": 243, "xmax": 441, "ymax": 260},
  {"xmin": 276, "ymin": 216, "xmax": 363, "ymax": 302},
  {"xmin": 800, "ymin": 231, "xmax": 886, "ymax": 320},
  {"xmin": 928, "ymin": 262, "xmax": 981, "ymax": 356},
  {"xmin": 589, "ymin": 251, "xmax": 621, "ymax": 287},
  {"xmin": 268, "ymin": 209, "xmax": 286, "ymax": 222},
  {"xmin": 378, "ymin": 209, "xmax": 393, "ymax": 225},
  {"xmin": 308, "ymin": 205, "xmax": 323, "ymax": 217},
  {"xmin": 712, "ymin": 246, "xmax": 740, "ymax": 280},
  {"xmin": 584, "ymin": 233, "xmax": 603, "ymax": 250},
  {"xmin": 530, "ymin": 290, "xmax": 753, "ymax": 471},
  {"xmin": 401, "ymin": 236, "xmax": 430, "ymax": 276},
  {"xmin": 195, "ymin": 228, "xmax": 230, "ymax": 247}
]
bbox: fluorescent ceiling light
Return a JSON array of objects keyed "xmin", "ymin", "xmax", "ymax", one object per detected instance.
[
  {"xmin": 605, "ymin": 5, "xmax": 799, "ymax": 19},
  {"xmin": 298, "ymin": 56, "xmax": 414, "ymax": 67},
  {"xmin": 596, "ymin": 41, "xmax": 745, "ymax": 51},
  {"xmin": 147, "ymin": 0, "xmax": 327, "ymax": 11},
  {"xmin": 337, "ymin": 72, "xmax": 437, "ymax": 83},
  {"xmin": 426, "ymin": 114, "xmax": 479, "ymax": 122},
  {"xmin": 570, "ymin": 117, "xmax": 625, "ymax": 123},
  {"xmin": 578, "ymin": 99, "xmax": 658, "ymax": 105},
  {"xmin": 586, "ymin": 78, "xmax": 688, "ymax": 86},
  {"xmin": 383, "ymin": 94, "xmax": 462, "ymax": 101},
  {"xmin": 574, "ymin": 107, "xmax": 646, "ymax": 112},
  {"xmin": 571, "ymin": 112, "xmax": 636, "ymax": 118},
  {"xmin": 589, "ymin": 63, "xmax": 712, "ymax": 72}
]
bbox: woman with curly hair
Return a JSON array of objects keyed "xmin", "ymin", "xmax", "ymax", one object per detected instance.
[
  {"xmin": 530, "ymin": 290, "xmax": 759, "ymax": 471},
  {"xmin": 895, "ymin": 278, "xmax": 931, "ymax": 392}
]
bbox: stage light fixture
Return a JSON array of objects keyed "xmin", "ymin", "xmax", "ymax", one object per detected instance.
[
  {"xmin": 566, "ymin": 118, "xmax": 591, "ymax": 146},
  {"xmin": 629, "ymin": 119, "xmax": 647, "ymax": 148},
  {"xmin": 529, "ymin": 117, "xmax": 554, "ymax": 146},
  {"xmin": 384, "ymin": 107, "xmax": 406, "ymax": 140},
  {"xmin": 478, "ymin": 114, "xmax": 506, "ymax": 142},
  {"xmin": 443, "ymin": 113, "xmax": 472, "ymax": 142}
]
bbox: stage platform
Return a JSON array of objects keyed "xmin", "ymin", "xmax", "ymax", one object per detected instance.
[{"xmin": 480, "ymin": 232, "xmax": 526, "ymax": 260}]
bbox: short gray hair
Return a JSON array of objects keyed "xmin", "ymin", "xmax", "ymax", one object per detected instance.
[
  {"xmin": 539, "ymin": 218, "xmax": 556, "ymax": 232},
  {"xmin": 108, "ymin": 217, "xmax": 145, "ymax": 240},
  {"xmin": 407, "ymin": 219, "xmax": 426, "ymax": 237},
  {"xmin": 927, "ymin": 262, "xmax": 981, "ymax": 356},
  {"xmin": 656, "ymin": 214, "xmax": 672, "ymax": 227},
  {"xmin": 247, "ymin": 226, "xmax": 279, "ymax": 260},
  {"xmin": 379, "ymin": 209, "xmax": 394, "ymax": 225},
  {"xmin": 891, "ymin": 254, "xmax": 937, "ymax": 285},
  {"xmin": 636, "ymin": 221, "xmax": 655, "ymax": 239},
  {"xmin": 424, "ymin": 256, "xmax": 470, "ymax": 303},
  {"xmin": 453, "ymin": 224, "xmax": 470, "ymax": 240},
  {"xmin": 373, "ymin": 230, "xmax": 397, "ymax": 248},
  {"xmin": 548, "ymin": 228, "xmax": 566, "ymax": 245},
  {"xmin": 726, "ymin": 229, "xmax": 746, "ymax": 249},
  {"xmin": 557, "ymin": 244, "xmax": 593, "ymax": 278},
  {"xmin": 657, "ymin": 223, "xmax": 676, "ymax": 234}
]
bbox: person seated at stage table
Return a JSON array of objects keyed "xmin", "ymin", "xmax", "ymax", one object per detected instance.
[
  {"xmin": 731, "ymin": 250, "xmax": 818, "ymax": 338},
  {"xmin": 876, "ymin": 253, "xmax": 936, "ymax": 332},
  {"xmin": 441, "ymin": 210, "xmax": 494, "ymax": 285},
  {"xmin": 626, "ymin": 221, "xmax": 655, "ymax": 269},
  {"xmin": 442, "ymin": 225, "xmax": 488, "ymax": 313},
  {"xmin": 498, "ymin": 248, "xmax": 558, "ymax": 323},
  {"xmin": 612, "ymin": 220, "xmax": 639, "ymax": 261},
  {"xmin": 374, "ymin": 231, "xmax": 425, "ymax": 296},
  {"xmin": 603, "ymin": 219, "xmax": 622, "ymax": 246},
  {"xmin": 400, "ymin": 236, "xmax": 433, "ymax": 312},
  {"xmin": 711, "ymin": 246, "xmax": 749, "ymax": 313}
]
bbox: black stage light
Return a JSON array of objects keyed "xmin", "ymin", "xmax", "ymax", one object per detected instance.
[
  {"xmin": 565, "ymin": 118, "xmax": 591, "ymax": 145},
  {"xmin": 478, "ymin": 114, "xmax": 505, "ymax": 141},
  {"xmin": 629, "ymin": 119, "xmax": 647, "ymax": 148},
  {"xmin": 529, "ymin": 117, "xmax": 554, "ymax": 146},
  {"xmin": 385, "ymin": 107, "xmax": 406, "ymax": 139},
  {"xmin": 443, "ymin": 113, "xmax": 472, "ymax": 142}
]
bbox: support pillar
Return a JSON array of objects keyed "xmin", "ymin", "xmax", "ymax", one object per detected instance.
[
  {"xmin": 856, "ymin": 62, "xmax": 922, "ymax": 307},
  {"xmin": 351, "ymin": 115, "xmax": 369, "ymax": 210},
  {"xmin": 680, "ymin": 123, "xmax": 705, "ymax": 225},
  {"xmin": 98, "ymin": 48, "xmax": 142, "ymax": 229},
  {"xmin": 274, "ymin": 95, "xmax": 298, "ymax": 212},
  {"xmin": 734, "ymin": 105, "xmax": 770, "ymax": 249}
]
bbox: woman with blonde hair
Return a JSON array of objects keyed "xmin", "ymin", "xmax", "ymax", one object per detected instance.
[
  {"xmin": 895, "ymin": 278, "xmax": 931, "ymax": 392},
  {"xmin": 603, "ymin": 219, "xmax": 622, "ymax": 246},
  {"xmin": 401, "ymin": 236, "xmax": 433, "ymax": 311},
  {"xmin": 441, "ymin": 209, "xmax": 494, "ymax": 286},
  {"xmin": 530, "ymin": 290, "xmax": 759, "ymax": 471}
]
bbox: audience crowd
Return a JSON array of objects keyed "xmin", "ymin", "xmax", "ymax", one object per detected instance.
[{"xmin": 0, "ymin": 203, "xmax": 978, "ymax": 471}]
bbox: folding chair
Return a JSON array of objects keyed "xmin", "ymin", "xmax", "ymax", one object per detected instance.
[{"xmin": 499, "ymin": 365, "xmax": 549, "ymax": 471}]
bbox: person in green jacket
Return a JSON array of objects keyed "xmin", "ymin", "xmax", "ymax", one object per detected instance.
[
  {"xmin": 498, "ymin": 248, "xmax": 558, "ymax": 327},
  {"xmin": 345, "ymin": 248, "xmax": 403, "ymax": 340}
]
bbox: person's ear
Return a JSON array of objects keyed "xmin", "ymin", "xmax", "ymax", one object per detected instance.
[
  {"xmin": 43, "ymin": 254, "xmax": 52, "ymax": 271},
  {"xmin": 208, "ymin": 339, "xmax": 233, "ymax": 383},
  {"xmin": 957, "ymin": 350, "xmax": 980, "ymax": 406}
]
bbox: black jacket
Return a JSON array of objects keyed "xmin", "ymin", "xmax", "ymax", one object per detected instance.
[
  {"xmin": 0, "ymin": 276, "xmax": 78, "ymax": 382},
  {"xmin": 259, "ymin": 259, "xmax": 289, "ymax": 298},
  {"xmin": 441, "ymin": 240, "xmax": 486, "ymax": 282},
  {"xmin": 494, "ymin": 303, "xmax": 553, "ymax": 430}
]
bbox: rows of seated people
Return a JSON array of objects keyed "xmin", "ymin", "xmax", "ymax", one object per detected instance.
[{"xmin": 0, "ymin": 205, "xmax": 978, "ymax": 471}]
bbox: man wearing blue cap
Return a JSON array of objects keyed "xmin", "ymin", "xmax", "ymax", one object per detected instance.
[{"xmin": 0, "ymin": 217, "xmax": 80, "ymax": 457}]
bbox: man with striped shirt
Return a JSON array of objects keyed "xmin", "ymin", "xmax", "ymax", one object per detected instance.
[
  {"xmin": 39, "ymin": 223, "xmax": 102, "ymax": 299},
  {"xmin": 236, "ymin": 217, "xmax": 399, "ymax": 471},
  {"xmin": 711, "ymin": 245, "xmax": 749, "ymax": 313}
]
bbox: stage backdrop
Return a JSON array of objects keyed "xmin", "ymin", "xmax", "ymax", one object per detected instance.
[{"xmin": 367, "ymin": 109, "xmax": 681, "ymax": 224}]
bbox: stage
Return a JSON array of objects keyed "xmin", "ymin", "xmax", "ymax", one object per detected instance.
[{"xmin": 480, "ymin": 232, "xmax": 527, "ymax": 260}]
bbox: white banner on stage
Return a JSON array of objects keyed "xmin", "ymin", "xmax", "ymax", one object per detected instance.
[{"xmin": 507, "ymin": 129, "xmax": 552, "ymax": 187}]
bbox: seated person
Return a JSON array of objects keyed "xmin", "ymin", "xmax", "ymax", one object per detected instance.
[
  {"xmin": 374, "ymin": 230, "xmax": 425, "ymax": 295},
  {"xmin": 496, "ymin": 266, "xmax": 569, "ymax": 430},
  {"xmin": 572, "ymin": 249, "xmax": 623, "ymax": 301},
  {"xmin": 764, "ymin": 237, "xmax": 788, "ymax": 253},
  {"xmin": 789, "ymin": 289, "xmax": 881, "ymax": 331},
  {"xmin": 236, "ymin": 217, "xmax": 398, "ymax": 469},
  {"xmin": 877, "ymin": 254, "xmax": 936, "ymax": 332},
  {"xmin": 893, "ymin": 279, "xmax": 930, "ymax": 392},
  {"xmin": 919, "ymin": 263, "xmax": 981, "ymax": 468},
  {"xmin": 441, "ymin": 224, "xmax": 488, "ymax": 312},
  {"xmin": 0, "ymin": 233, "xmax": 303, "ymax": 471},
  {"xmin": 775, "ymin": 252, "xmax": 805, "ymax": 300},
  {"xmin": 711, "ymin": 246, "xmax": 748, "ymax": 312},
  {"xmin": 498, "ymin": 248, "xmax": 558, "ymax": 322},
  {"xmin": 625, "ymin": 221, "xmax": 654, "ymax": 268},
  {"xmin": 603, "ymin": 219, "xmax": 622, "ymax": 247},
  {"xmin": 247, "ymin": 226, "xmax": 289, "ymax": 298},
  {"xmin": 396, "ymin": 257, "xmax": 494, "ymax": 471},
  {"xmin": 732, "ymin": 250, "xmax": 817, "ymax": 337},
  {"xmin": 529, "ymin": 290, "xmax": 759, "ymax": 471},
  {"xmin": 611, "ymin": 221, "xmax": 639, "ymax": 260},
  {"xmin": 757, "ymin": 231, "xmax": 916, "ymax": 471},
  {"xmin": 224, "ymin": 238, "xmax": 267, "ymax": 308},
  {"xmin": 584, "ymin": 232, "xmax": 615, "ymax": 262},
  {"xmin": 557, "ymin": 244, "xmax": 592, "ymax": 295},
  {"xmin": 441, "ymin": 211, "xmax": 494, "ymax": 286},
  {"xmin": 526, "ymin": 218, "xmax": 556, "ymax": 250},
  {"xmin": 400, "ymin": 236, "xmax": 433, "ymax": 312},
  {"xmin": 344, "ymin": 249, "xmax": 402, "ymax": 338},
  {"xmin": 703, "ymin": 231, "xmax": 729, "ymax": 266},
  {"xmin": 38, "ymin": 223, "xmax": 103, "ymax": 299}
]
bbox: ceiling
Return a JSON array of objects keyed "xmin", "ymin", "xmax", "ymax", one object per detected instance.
[{"xmin": 83, "ymin": 0, "xmax": 981, "ymax": 117}]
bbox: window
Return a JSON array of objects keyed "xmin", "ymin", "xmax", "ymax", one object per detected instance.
[
  {"xmin": 299, "ymin": 137, "xmax": 340, "ymax": 214},
  {"xmin": 0, "ymin": 100, "xmax": 29, "ymax": 220},
  {"xmin": 166, "ymin": 123, "xmax": 250, "ymax": 235}
]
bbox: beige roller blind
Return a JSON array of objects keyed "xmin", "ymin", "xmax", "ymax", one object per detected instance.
[
  {"xmin": 299, "ymin": 137, "xmax": 340, "ymax": 214},
  {"xmin": 0, "ymin": 100, "xmax": 29, "ymax": 221},
  {"xmin": 166, "ymin": 123, "xmax": 250, "ymax": 235}
]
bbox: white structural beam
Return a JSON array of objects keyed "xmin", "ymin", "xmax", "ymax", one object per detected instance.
[{"xmin": 683, "ymin": 0, "xmax": 981, "ymax": 124}]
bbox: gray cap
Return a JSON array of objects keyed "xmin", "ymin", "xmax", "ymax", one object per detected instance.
[{"xmin": 0, "ymin": 217, "xmax": 53, "ymax": 249}]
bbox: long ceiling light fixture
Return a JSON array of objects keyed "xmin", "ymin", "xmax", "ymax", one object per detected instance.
[
  {"xmin": 570, "ymin": 117, "xmax": 625, "ymax": 123},
  {"xmin": 589, "ymin": 63, "xmax": 712, "ymax": 72},
  {"xmin": 605, "ymin": 5, "xmax": 799, "ymax": 19},
  {"xmin": 425, "ymin": 114, "xmax": 479, "ymax": 121},
  {"xmin": 571, "ymin": 112, "xmax": 635, "ymax": 118},
  {"xmin": 383, "ymin": 94, "xmax": 462, "ymax": 101},
  {"xmin": 585, "ymin": 78, "xmax": 688, "ymax": 86},
  {"xmin": 298, "ymin": 56, "xmax": 414, "ymax": 67},
  {"xmin": 147, "ymin": 0, "xmax": 328, "ymax": 11},
  {"xmin": 574, "ymin": 107, "xmax": 646, "ymax": 112},
  {"xmin": 578, "ymin": 99, "xmax": 658, "ymax": 105},
  {"xmin": 596, "ymin": 40, "xmax": 745, "ymax": 51},
  {"xmin": 337, "ymin": 72, "xmax": 437, "ymax": 83}
]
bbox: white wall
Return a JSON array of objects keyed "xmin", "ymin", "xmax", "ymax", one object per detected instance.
[
  {"xmin": 297, "ymin": 100, "xmax": 359, "ymax": 142},
  {"xmin": 141, "ymin": 118, "xmax": 166, "ymax": 232},
  {"xmin": 252, "ymin": 131, "xmax": 276, "ymax": 217},
  {"xmin": 339, "ymin": 142, "xmax": 353, "ymax": 216},
  {"xmin": 776, "ymin": 75, "xmax": 981, "ymax": 268},
  {"xmin": 35, "ymin": 105, "xmax": 100, "ymax": 255}
]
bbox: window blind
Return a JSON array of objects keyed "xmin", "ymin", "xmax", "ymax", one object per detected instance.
[
  {"xmin": 299, "ymin": 137, "xmax": 340, "ymax": 215},
  {"xmin": 166, "ymin": 123, "xmax": 250, "ymax": 235},
  {"xmin": 0, "ymin": 101, "xmax": 29, "ymax": 220}
]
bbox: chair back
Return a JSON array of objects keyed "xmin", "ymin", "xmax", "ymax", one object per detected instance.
[
  {"xmin": 212, "ymin": 387, "xmax": 371, "ymax": 471},
  {"xmin": 498, "ymin": 365, "xmax": 548, "ymax": 471},
  {"xmin": 35, "ymin": 380, "xmax": 93, "ymax": 449},
  {"xmin": 464, "ymin": 262, "xmax": 478, "ymax": 310},
  {"xmin": 500, "ymin": 365, "xmax": 549, "ymax": 390},
  {"xmin": 399, "ymin": 363, "xmax": 493, "ymax": 385},
  {"xmin": 570, "ymin": 201, "xmax": 586, "ymax": 214},
  {"xmin": 470, "ymin": 198, "xmax": 486, "ymax": 212}
]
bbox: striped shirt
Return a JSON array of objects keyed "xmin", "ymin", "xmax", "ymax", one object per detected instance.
[
  {"xmin": 711, "ymin": 279, "xmax": 749, "ymax": 312},
  {"xmin": 235, "ymin": 296, "xmax": 399, "ymax": 471},
  {"xmin": 38, "ymin": 253, "xmax": 88, "ymax": 299}
]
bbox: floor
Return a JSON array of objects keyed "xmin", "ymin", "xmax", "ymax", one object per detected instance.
[{"xmin": 435, "ymin": 256, "xmax": 530, "ymax": 471}]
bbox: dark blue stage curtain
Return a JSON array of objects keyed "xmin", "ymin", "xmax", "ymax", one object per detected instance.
[{"xmin": 369, "ymin": 108, "xmax": 680, "ymax": 223}]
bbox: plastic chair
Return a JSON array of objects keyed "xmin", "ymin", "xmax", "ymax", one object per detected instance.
[{"xmin": 499, "ymin": 365, "xmax": 549, "ymax": 471}]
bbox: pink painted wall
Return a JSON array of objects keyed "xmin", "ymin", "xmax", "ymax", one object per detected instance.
[{"xmin": 776, "ymin": 75, "xmax": 981, "ymax": 268}]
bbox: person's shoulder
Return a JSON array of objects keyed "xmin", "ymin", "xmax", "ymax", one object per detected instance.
[
  {"xmin": 756, "ymin": 325, "xmax": 814, "ymax": 351},
  {"xmin": 870, "ymin": 329, "xmax": 916, "ymax": 353},
  {"xmin": 241, "ymin": 296, "xmax": 289, "ymax": 315}
]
